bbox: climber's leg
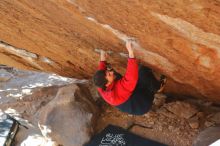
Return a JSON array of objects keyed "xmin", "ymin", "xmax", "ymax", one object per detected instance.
[{"xmin": 136, "ymin": 65, "xmax": 161, "ymax": 94}]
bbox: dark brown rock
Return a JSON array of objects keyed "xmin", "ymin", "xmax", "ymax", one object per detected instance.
[{"xmin": 38, "ymin": 84, "xmax": 98, "ymax": 146}]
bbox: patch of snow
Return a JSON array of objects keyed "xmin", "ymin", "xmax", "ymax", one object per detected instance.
[
  {"xmin": 0, "ymin": 68, "xmax": 87, "ymax": 102},
  {"xmin": 210, "ymin": 139, "xmax": 220, "ymax": 146},
  {"xmin": 21, "ymin": 135, "xmax": 57, "ymax": 146},
  {"xmin": 7, "ymin": 93, "xmax": 23, "ymax": 98},
  {"xmin": 38, "ymin": 123, "xmax": 52, "ymax": 137},
  {"xmin": 3, "ymin": 108, "xmax": 33, "ymax": 127},
  {"xmin": 1, "ymin": 108, "xmax": 54, "ymax": 146}
]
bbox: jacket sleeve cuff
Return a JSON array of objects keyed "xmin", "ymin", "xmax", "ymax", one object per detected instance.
[{"xmin": 98, "ymin": 61, "xmax": 107, "ymax": 70}]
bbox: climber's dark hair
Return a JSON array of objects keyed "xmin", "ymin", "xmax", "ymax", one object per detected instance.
[{"xmin": 93, "ymin": 70, "xmax": 108, "ymax": 89}]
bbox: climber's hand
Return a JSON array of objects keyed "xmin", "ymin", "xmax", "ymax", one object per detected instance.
[
  {"xmin": 100, "ymin": 50, "xmax": 107, "ymax": 61},
  {"xmin": 126, "ymin": 41, "xmax": 135, "ymax": 58}
]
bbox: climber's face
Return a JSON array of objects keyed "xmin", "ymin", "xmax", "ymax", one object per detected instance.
[{"xmin": 105, "ymin": 69, "xmax": 115, "ymax": 86}]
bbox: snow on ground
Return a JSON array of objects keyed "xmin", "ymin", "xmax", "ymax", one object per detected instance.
[
  {"xmin": 0, "ymin": 66, "xmax": 89, "ymax": 146},
  {"xmin": 0, "ymin": 67, "xmax": 87, "ymax": 103}
]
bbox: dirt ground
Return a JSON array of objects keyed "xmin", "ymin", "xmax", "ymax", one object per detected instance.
[{"xmin": 94, "ymin": 94, "xmax": 220, "ymax": 146}]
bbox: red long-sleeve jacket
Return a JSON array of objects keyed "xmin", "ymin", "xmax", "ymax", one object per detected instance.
[{"xmin": 97, "ymin": 58, "xmax": 138, "ymax": 106}]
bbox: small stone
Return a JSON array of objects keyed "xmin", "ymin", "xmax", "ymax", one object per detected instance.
[
  {"xmin": 165, "ymin": 101, "xmax": 198, "ymax": 119},
  {"xmin": 153, "ymin": 93, "xmax": 167, "ymax": 107},
  {"xmin": 188, "ymin": 117, "xmax": 199, "ymax": 129}
]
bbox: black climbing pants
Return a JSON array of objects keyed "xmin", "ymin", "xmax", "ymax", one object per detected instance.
[{"xmin": 116, "ymin": 65, "xmax": 160, "ymax": 115}]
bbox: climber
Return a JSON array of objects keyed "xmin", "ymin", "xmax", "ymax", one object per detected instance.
[{"xmin": 93, "ymin": 41, "xmax": 166, "ymax": 115}]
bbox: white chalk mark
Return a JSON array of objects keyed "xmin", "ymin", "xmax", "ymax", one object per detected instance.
[
  {"xmin": 94, "ymin": 48, "xmax": 113, "ymax": 55},
  {"xmin": 86, "ymin": 17, "xmax": 135, "ymax": 42},
  {"xmin": 210, "ymin": 139, "xmax": 220, "ymax": 146},
  {"xmin": 0, "ymin": 68, "xmax": 84, "ymax": 102},
  {"xmin": 86, "ymin": 17, "xmax": 176, "ymax": 72},
  {"xmin": 119, "ymin": 52, "xmax": 128, "ymax": 58}
]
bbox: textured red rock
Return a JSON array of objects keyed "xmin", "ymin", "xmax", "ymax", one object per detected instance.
[{"xmin": 0, "ymin": 0, "xmax": 220, "ymax": 101}]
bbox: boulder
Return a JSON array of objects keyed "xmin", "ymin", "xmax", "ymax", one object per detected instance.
[
  {"xmin": 193, "ymin": 127, "xmax": 220, "ymax": 146},
  {"xmin": 0, "ymin": 0, "xmax": 220, "ymax": 101},
  {"xmin": 37, "ymin": 84, "xmax": 98, "ymax": 146},
  {"xmin": 0, "ymin": 66, "xmax": 98, "ymax": 146}
]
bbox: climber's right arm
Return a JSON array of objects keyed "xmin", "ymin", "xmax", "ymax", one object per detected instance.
[{"xmin": 118, "ymin": 41, "xmax": 138, "ymax": 92}]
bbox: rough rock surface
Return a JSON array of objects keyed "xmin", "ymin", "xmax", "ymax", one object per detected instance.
[
  {"xmin": 0, "ymin": 67, "xmax": 98, "ymax": 146},
  {"xmin": 2, "ymin": 66, "xmax": 220, "ymax": 146},
  {"xmin": 209, "ymin": 112, "xmax": 220, "ymax": 124},
  {"xmin": 193, "ymin": 127, "xmax": 220, "ymax": 146},
  {"xmin": 37, "ymin": 84, "xmax": 97, "ymax": 146},
  {"xmin": 0, "ymin": 0, "xmax": 220, "ymax": 101},
  {"xmin": 164, "ymin": 101, "xmax": 198, "ymax": 119},
  {"xmin": 96, "ymin": 96, "xmax": 220, "ymax": 146}
]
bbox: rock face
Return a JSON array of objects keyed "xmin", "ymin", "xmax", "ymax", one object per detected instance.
[
  {"xmin": 37, "ymin": 84, "xmax": 97, "ymax": 146},
  {"xmin": 165, "ymin": 101, "xmax": 198, "ymax": 119},
  {"xmin": 0, "ymin": 67, "xmax": 98, "ymax": 146},
  {"xmin": 193, "ymin": 126, "xmax": 220, "ymax": 146},
  {"xmin": 0, "ymin": 0, "xmax": 220, "ymax": 101}
]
